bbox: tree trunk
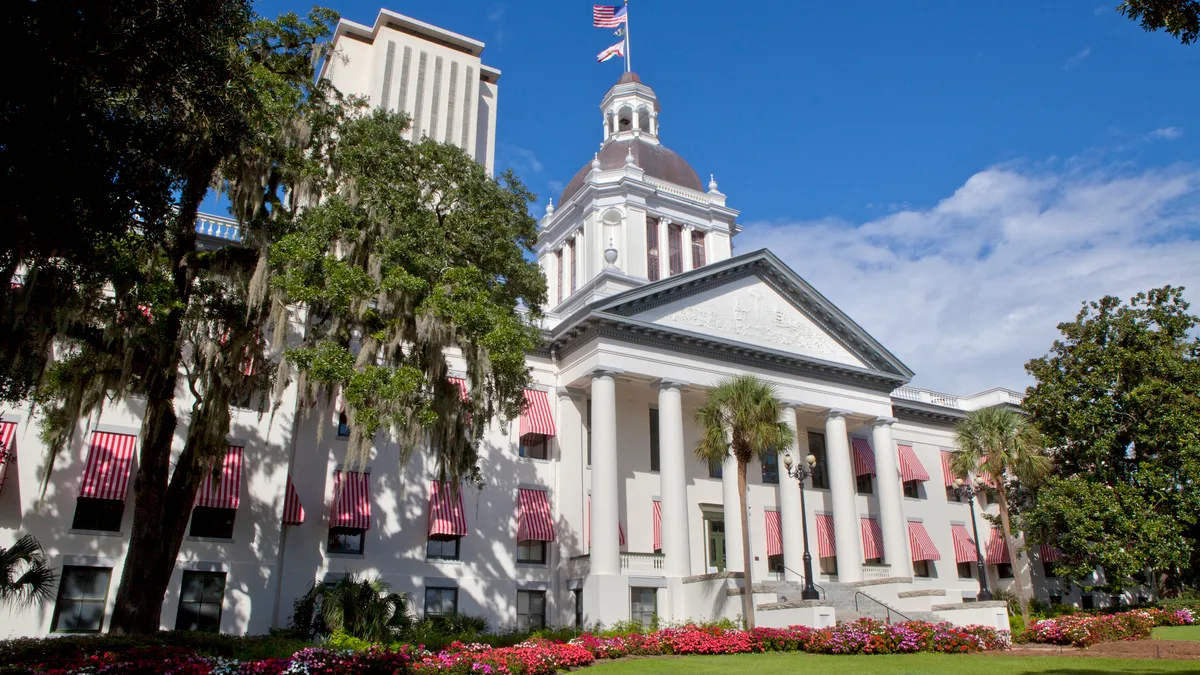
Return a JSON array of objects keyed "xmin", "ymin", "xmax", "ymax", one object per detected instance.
[
  {"xmin": 107, "ymin": 174, "xmax": 208, "ymax": 634},
  {"xmin": 996, "ymin": 486, "xmax": 1030, "ymax": 627},
  {"xmin": 736, "ymin": 459, "xmax": 755, "ymax": 630}
]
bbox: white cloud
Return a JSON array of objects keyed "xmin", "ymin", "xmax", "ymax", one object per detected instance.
[
  {"xmin": 497, "ymin": 144, "xmax": 543, "ymax": 175},
  {"xmin": 1149, "ymin": 126, "xmax": 1184, "ymax": 141},
  {"xmin": 737, "ymin": 164, "xmax": 1200, "ymax": 395},
  {"xmin": 1064, "ymin": 47, "xmax": 1092, "ymax": 70}
]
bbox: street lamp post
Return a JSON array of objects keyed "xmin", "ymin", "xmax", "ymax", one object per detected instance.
[
  {"xmin": 955, "ymin": 476, "xmax": 993, "ymax": 602},
  {"xmin": 783, "ymin": 452, "xmax": 821, "ymax": 600}
]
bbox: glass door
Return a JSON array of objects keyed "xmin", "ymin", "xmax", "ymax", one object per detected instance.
[{"xmin": 704, "ymin": 514, "xmax": 726, "ymax": 573}]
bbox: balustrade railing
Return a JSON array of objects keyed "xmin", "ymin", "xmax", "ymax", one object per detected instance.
[
  {"xmin": 195, "ymin": 214, "xmax": 243, "ymax": 242},
  {"xmin": 620, "ymin": 552, "xmax": 665, "ymax": 572},
  {"xmin": 861, "ymin": 564, "xmax": 893, "ymax": 580}
]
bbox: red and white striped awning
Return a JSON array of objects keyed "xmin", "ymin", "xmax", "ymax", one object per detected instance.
[
  {"xmin": 586, "ymin": 496, "xmax": 625, "ymax": 547},
  {"xmin": 283, "ymin": 477, "xmax": 305, "ymax": 525},
  {"xmin": 330, "ymin": 471, "xmax": 372, "ymax": 530},
  {"xmin": 986, "ymin": 528, "xmax": 1009, "ymax": 565},
  {"xmin": 851, "ymin": 438, "xmax": 876, "ymax": 476},
  {"xmin": 898, "ymin": 444, "xmax": 930, "ymax": 483},
  {"xmin": 816, "ymin": 514, "xmax": 836, "ymax": 558},
  {"xmin": 195, "ymin": 446, "xmax": 243, "ymax": 510},
  {"xmin": 448, "ymin": 377, "xmax": 469, "ymax": 401},
  {"xmin": 79, "ymin": 431, "xmax": 137, "ymax": 501},
  {"xmin": 941, "ymin": 451, "xmax": 959, "ymax": 487},
  {"xmin": 653, "ymin": 500, "xmax": 662, "ymax": 552},
  {"xmin": 1040, "ymin": 544, "xmax": 1063, "ymax": 563},
  {"xmin": 765, "ymin": 510, "xmax": 783, "ymax": 557},
  {"xmin": 860, "ymin": 517, "xmax": 884, "ymax": 560},
  {"xmin": 0, "ymin": 421, "xmax": 16, "ymax": 493},
  {"xmin": 907, "ymin": 521, "xmax": 941, "ymax": 562},
  {"xmin": 428, "ymin": 481, "xmax": 468, "ymax": 537},
  {"xmin": 519, "ymin": 389, "xmax": 556, "ymax": 442},
  {"xmin": 518, "ymin": 488, "xmax": 556, "ymax": 542},
  {"xmin": 952, "ymin": 524, "xmax": 978, "ymax": 563}
]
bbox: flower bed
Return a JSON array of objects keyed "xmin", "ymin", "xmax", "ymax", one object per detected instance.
[
  {"xmin": 1020, "ymin": 608, "xmax": 1196, "ymax": 648},
  {"xmin": 2, "ymin": 620, "xmax": 1008, "ymax": 675}
]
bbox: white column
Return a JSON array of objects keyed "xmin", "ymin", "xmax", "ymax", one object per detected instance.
[
  {"xmin": 721, "ymin": 434, "xmax": 745, "ymax": 573},
  {"xmin": 589, "ymin": 370, "xmax": 621, "ymax": 576},
  {"xmin": 824, "ymin": 410, "xmax": 863, "ymax": 582},
  {"xmin": 871, "ymin": 417, "xmax": 911, "ymax": 576},
  {"xmin": 681, "ymin": 224, "xmax": 695, "ymax": 271},
  {"xmin": 657, "ymin": 381, "xmax": 691, "ymax": 579},
  {"xmin": 777, "ymin": 406, "xmax": 806, "ymax": 583}
]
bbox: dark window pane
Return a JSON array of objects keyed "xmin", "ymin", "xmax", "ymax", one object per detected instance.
[
  {"xmin": 328, "ymin": 527, "xmax": 365, "ymax": 554},
  {"xmin": 708, "ymin": 456, "xmax": 723, "ymax": 479},
  {"xmin": 52, "ymin": 567, "xmax": 112, "ymax": 633},
  {"xmin": 807, "ymin": 433, "xmax": 829, "ymax": 489},
  {"xmin": 427, "ymin": 536, "xmax": 460, "ymax": 560},
  {"xmin": 72, "ymin": 498, "xmax": 124, "ymax": 532},
  {"xmin": 761, "ymin": 452, "xmax": 779, "ymax": 484},
  {"xmin": 856, "ymin": 475, "xmax": 874, "ymax": 494},
  {"xmin": 189, "ymin": 507, "xmax": 236, "ymax": 539},
  {"xmin": 648, "ymin": 409, "xmax": 660, "ymax": 472},
  {"xmin": 903, "ymin": 481, "xmax": 921, "ymax": 499},
  {"xmin": 520, "ymin": 436, "xmax": 547, "ymax": 460},
  {"xmin": 958, "ymin": 562, "xmax": 974, "ymax": 579},
  {"xmin": 425, "ymin": 587, "xmax": 457, "ymax": 618},
  {"xmin": 518, "ymin": 540, "xmax": 546, "ymax": 564}
]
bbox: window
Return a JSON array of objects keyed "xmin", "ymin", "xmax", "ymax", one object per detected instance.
[
  {"xmin": 646, "ymin": 219, "xmax": 660, "ymax": 282},
  {"xmin": 574, "ymin": 589, "xmax": 584, "ymax": 628},
  {"xmin": 903, "ymin": 481, "xmax": 922, "ymax": 499},
  {"xmin": 568, "ymin": 239, "xmax": 577, "ymax": 293},
  {"xmin": 1049, "ymin": 593, "xmax": 1063, "ymax": 606},
  {"xmin": 1042, "ymin": 562, "xmax": 1057, "ymax": 578},
  {"xmin": 328, "ymin": 527, "xmax": 365, "ymax": 555},
  {"xmin": 761, "ymin": 452, "xmax": 779, "ymax": 484},
  {"xmin": 648, "ymin": 408, "xmax": 660, "ymax": 472},
  {"xmin": 807, "ymin": 432, "xmax": 830, "ymax": 489},
  {"xmin": 708, "ymin": 455, "xmax": 723, "ymax": 479},
  {"xmin": 516, "ymin": 590, "xmax": 546, "ymax": 631},
  {"xmin": 189, "ymin": 507, "xmax": 236, "ymax": 539},
  {"xmin": 856, "ymin": 474, "xmax": 874, "ymax": 494},
  {"xmin": 51, "ymin": 566, "xmax": 112, "ymax": 633},
  {"xmin": 425, "ymin": 586, "xmax": 458, "ymax": 619},
  {"xmin": 585, "ymin": 400, "xmax": 592, "ymax": 466},
  {"xmin": 946, "ymin": 486, "xmax": 963, "ymax": 502},
  {"xmin": 667, "ymin": 223, "xmax": 683, "ymax": 276},
  {"xmin": 957, "ymin": 562, "xmax": 974, "ymax": 579},
  {"xmin": 865, "ymin": 556, "xmax": 883, "ymax": 566},
  {"xmin": 1081, "ymin": 594, "xmax": 1094, "ymax": 610},
  {"xmin": 518, "ymin": 540, "xmax": 547, "ymax": 565},
  {"xmin": 71, "ymin": 497, "xmax": 123, "ymax": 532},
  {"xmin": 426, "ymin": 536, "xmax": 461, "ymax": 561},
  {"xmin": 520, "ymin": 436, "xmax": 547, "ymax": 460},
  {"xmin": 767, "ymin": 553, "xmax": 784, "ymax": 578},
  {"xmin": 630, "ymin": 587, "xmax": 657, "ymax": 629},
  {"xmin": 337, "ymin": 412, "xmax": 350, "ymax": 437},
  {"xmin": 819, "ymin": 556, "xmax": 838, "ymax": 576},
  {"xmin": 175, "ymin": 571, "xmax": 226, "ymax": 632},
  {"xmin": 996, "ymin": 563, "xmax": 1014, "ymax": 579},
  {"xmin": 913, "ymin": 560, "xmax": 935, "ymax": 578},
  {"xmin": 556, "ymin": 249, "xmax": 563, "ymax": 303},
  {"xmin": 691, "ymin": 232, "xmax": 706, "ymax": 268}
]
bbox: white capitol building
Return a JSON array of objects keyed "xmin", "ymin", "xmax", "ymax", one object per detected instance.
[{"xmin": 0, "ymin": 9, "xmax": 1116, "ymax": 638}]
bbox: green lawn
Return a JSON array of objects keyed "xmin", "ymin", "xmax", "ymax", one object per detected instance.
[
  {"xmin": 585, "ymin": 652, "xmax": 1200, "ymax": 674},
  {"xmin": 1153, "ymin": 625, "xmax": 1200, "ymax": 642}
]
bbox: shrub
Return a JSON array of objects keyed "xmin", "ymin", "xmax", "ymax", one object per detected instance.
[{"xmin": 1019, "ymin": 607, "xmax": 1196, "ymax": 647}]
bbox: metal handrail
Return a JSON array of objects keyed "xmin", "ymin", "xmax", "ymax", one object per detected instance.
[
  {"xmin": 853, "ymin": 591, "xmax": 912, "ymax": 624},
  {"xmin": 774, "ymin": 564, "xmax": 825, "ymax": 600}
]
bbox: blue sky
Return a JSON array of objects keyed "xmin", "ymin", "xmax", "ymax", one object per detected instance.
[{"xmin": 237, "ymin": 0, "xmax": 1200, "ymax": 394}]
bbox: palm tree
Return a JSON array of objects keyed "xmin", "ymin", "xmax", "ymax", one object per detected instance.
[
  {"xmin": 951, "ymin": 405, "xmax": 1050, "ymax": 628},
  {"xmin": 695, "ymin": 374, "xmax": 794, "ymax": 630},
  {"xmin": 0, "ymin": 534, "xmax": 57, "ymax": 608},
  {"xmin": 297, "ymin": 573, "xmax": 412, "ymax": 642}
]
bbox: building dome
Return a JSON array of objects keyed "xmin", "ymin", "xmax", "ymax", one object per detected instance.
[{"xmin": 559, "ymin": 138, "xmax": 703, "ymax": 205}]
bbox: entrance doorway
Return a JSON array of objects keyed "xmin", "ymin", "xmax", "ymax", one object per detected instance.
[{"xmin": 704, "ymin": 513, "xmax": 726, "ymax": 573}]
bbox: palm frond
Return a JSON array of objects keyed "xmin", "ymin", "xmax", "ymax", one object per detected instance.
[{"xmin": 0, "ymin": 534, "xmax": 58, "ymax": 609}]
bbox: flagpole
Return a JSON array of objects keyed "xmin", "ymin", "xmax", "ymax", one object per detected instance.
[{"xmin": 624, "ymin": 0, "xmax": 631, "ymax": 73}]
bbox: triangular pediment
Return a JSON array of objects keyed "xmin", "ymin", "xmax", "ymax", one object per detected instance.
[
  {"xmin": 635, "ymin": 275, "xmax": 868, "ymax": 368},
  {"xmin": 584, "ymin": 250, "xmax": 914, "ymax": 379}
]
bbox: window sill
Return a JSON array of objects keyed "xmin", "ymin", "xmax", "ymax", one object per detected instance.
[
  {"xmin": 326, "ymin": 551, "xmax": 366, "ymax": 559},
  {"xmin": 519, "ymin": 456, "xmax": 551, "ymax": 463},
  {"xmin": 185, "ymin": 536, "xmax": 235, "ymax": 544},
  {"xmin": 516, "ymin": 562, "xmax": 549, "ymax": 569},
  {"xmin": 68, "ymin": 528, "xmax": 124, "ymax": 538},
  {"xmin": 427, "ymin": 558, "xmax": 463, "ymax": 565},
  {"xmin": 903, "ymin": 497, "xmax": 925, "ymax": 502}
]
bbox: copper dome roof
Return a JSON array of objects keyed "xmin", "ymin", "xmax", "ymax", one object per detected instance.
[{"xmin": 558, "ymin": 138, "xmax": 704, "ymax": 206}]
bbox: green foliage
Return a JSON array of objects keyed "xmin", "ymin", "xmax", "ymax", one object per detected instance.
[
  {"xmin": 0, "ymin": 630, "xmax": 308, "ymax": 664},
  {"xmin": 0, "ymin": 535, "xmax": 56, "ymax": 609},
  {"xmin": 268, "ymin": 109, "xmax": 546, "ymax": 481},
  {"xmin": 1023, "ymin": 286, "xmax": 1200, "ymax": 591},
  {"xmin": 1119, "ymin": 0, "xmax": 1200, "ymax": 44},
  {"xmin": 324, "ymin": 630, "xmax": 372, "ymax": 651},
  {"xmin": 291, "ymin": 575, "xmax": 412, "ymax": 644}
]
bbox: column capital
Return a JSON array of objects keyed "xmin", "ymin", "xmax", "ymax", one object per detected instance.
[
  {"xmin": 588, "ymin": 367, "xmax": 624, "ymax": 381},
  {"xmin": 556, "ymin": 386, "xmax": 586, "ymax": 401},
  {"xmin": 682, "ymin": 222, "xmax": 696, "ymax": 231},
  {"xmin": 870, "ymin": 416, "xmax": 898, "ymax": 428},
  {"xmin": 825, "ymin": 408, "xmax": 853, "ymax": 420},
  {"xmin": 780, "ymin": 399, "xmax": 805, "ymax": 410},
  {"xmin": 651, "ymin": 378, "xmax": 688, "ymax": 391}
]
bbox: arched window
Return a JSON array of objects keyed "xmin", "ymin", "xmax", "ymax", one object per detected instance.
[
  {"xmin": 668, "ymin": 223, "xmax": 683, "ymax": 276},
  {"xmin": 607, "ymin": 111, "xmax": 616, "ymax": 135},
  {"xmin": 636, "ymin": 106, "xmax": 650, "ymax": 133},
  {"xmin": 646, "ymin": 219, "xmax": 660, "ymax": 282},
  {"xmin": 618, "ymin": 105, "xmax": 633, "ymax": 132}
]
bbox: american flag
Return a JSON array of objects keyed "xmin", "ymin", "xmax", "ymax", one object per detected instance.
[{"xmin": 593, "ymin": 5, "xmax": 627, "ymax": 28}]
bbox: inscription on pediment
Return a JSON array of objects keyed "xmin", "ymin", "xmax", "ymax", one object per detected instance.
[{"xmin": 636, "ymin": 277, "xmax": 866, "ymax": 368}]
